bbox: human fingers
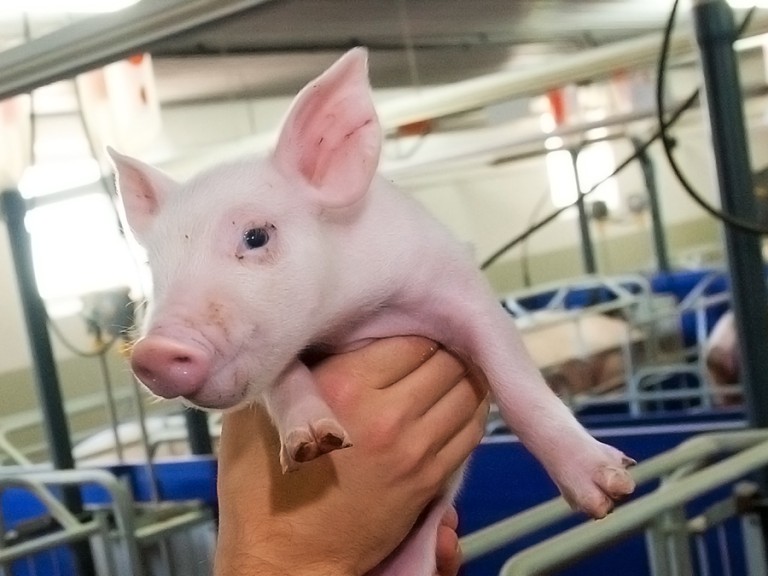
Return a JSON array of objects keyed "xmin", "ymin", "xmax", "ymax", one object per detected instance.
[
  {"xmin": 440, "ymin": 504, "xmax": 459, "ymax": 530},
  {"xmin": 316, "ymin": 336, "xmax": 439, "ymax": 411},
  {"xmin": 427, "ymin": 391, "xmax": 491, "ymax": 487},
  {"xmin": 389, "ymin": 347, "xmax": 469, "ymax": 418},
  {"xmin": 417, "ymin": 371, "xmax": 488, "ymax": 453},
  {"xmin": 435, "ymin": 507, "xmax": 462, "ymax": 576}
]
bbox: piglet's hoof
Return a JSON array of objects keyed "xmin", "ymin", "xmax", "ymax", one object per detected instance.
[
  {"xmin": 556, "ymin": 445, "xmax": 636, "ymax": 519},
  {"xmin": 280, "ymin": 418, "xmax": 352, "ymax": 473}
]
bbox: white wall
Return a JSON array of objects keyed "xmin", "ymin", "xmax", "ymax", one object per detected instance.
[{"xmin": 1, "ymin": 58, "xmax": 766, "ymax": 377}]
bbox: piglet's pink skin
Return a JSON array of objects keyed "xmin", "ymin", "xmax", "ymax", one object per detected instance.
[{"xmin": 111, "ymin": 48, "xmax": 635, "ymax": 576}]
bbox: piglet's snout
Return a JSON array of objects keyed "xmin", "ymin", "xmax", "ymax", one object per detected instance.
[{"xmin": 131, "ymin": 336, "xmax": 211, "ymax": 399}]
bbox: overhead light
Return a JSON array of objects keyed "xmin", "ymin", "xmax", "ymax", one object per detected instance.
[
  {"xmin": 18, "ymin": 159, "xmax": 101, "ymax": 198},
  {"xmin": 728, "ymin": 0, "xmax": 768, "ymax": 8},
  {"xmin": 734, "ymin": 31, "xmax": 768, "ymax": 50},
  {"xmin": 0, "ymin": 0, "xmax": 141, "ymax": 14}
]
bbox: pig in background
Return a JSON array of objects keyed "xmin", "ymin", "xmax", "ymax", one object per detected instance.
[
  {"xmin": 704, "ymin": 311, "xmax": 745, "ymax": 406},
  {"xmin": 109, "ymin": 48, "xmax": 635, "ymax": 576}
]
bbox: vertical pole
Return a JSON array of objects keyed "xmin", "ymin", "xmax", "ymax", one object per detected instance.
[
  {"xmin": 570, "ymin": 147, "xmax": 598, "ymax": 274},
  {"xmin": 185, "ymin": 409, "xmax": 213, "ymax": 455},
  {"xmin": 693, "ymin": 0, "xmax": 768, "ymax": 553},
  {"xmin": 630, "ymin": 136, "xmax": 671, "ymax": 272},
  {"xmin": 0, "ymin": 189, "xmax": 96, "ymax": 576}
]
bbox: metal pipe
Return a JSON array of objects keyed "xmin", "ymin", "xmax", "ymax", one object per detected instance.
[
  {"xmin": 693, "ymin": 0, "xmax": 768, "ymax": 423},
  {"xmin": 570, "ymin": 147, "xmax": 598, "ymax": 275},
  {"xmin": 185, "ymin": 409, "xmax": 214, "ymax": 455},
  {"xmin": 1, "ymin": 468, "xmax": 145, "ymax": 576},
  {"xmin": 461, "ymin": 430, "xmax": 768, "ymax": 561},
  {"xmin": 0, "ymin": 191, "xmax": 73, "ymax": 471},
  {"xmin": 0, "ymin": 522, "xmax": 101, "ymax": 565},
  {"xmin": 376, "ymin": 11, "xmax": 768, "ymax": 130},
  {"xmin": 0, "ymin": 189, "xmax": 96, "ymax": 576},
  {"xmin": 693, "ymin": 0, "xmax": 768, "ymax": 553},
  {"xmin": 500, "ymin": 436, "xmax": 768, "ymax": 575},
  {"xmin": 0, "ymin": 0, "xmax": 278, "ymax": 100},
  {"xmin": 630, "ymin": 136, "xmax": 671, "ymax": 272}
]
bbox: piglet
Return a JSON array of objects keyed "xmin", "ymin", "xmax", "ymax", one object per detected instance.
[
  {"xmin": 704, "ymin": 311, "xmax": 744, "ymax": 406},
  {"xmin": 109, "ymin": 48, "xmax": 635, "ymax": 576}
]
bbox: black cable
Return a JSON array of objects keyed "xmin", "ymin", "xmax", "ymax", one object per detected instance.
[
  {"xmin": 656, "ymin": 0, "xmax": 766, "ymax": 234},
  {"xmin": 46, "ymin": 312, "xmax": 118, "ymax": 358},
  {"xmin": 480, "ymin": 112, "xmax": 687, "ymax": 270}
]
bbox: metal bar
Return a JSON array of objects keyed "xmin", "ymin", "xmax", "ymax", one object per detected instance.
[
  {"xmin": 135, "ymin": 509, "xmax": 213, "ymax": 543},
  {"xmin": 570, "ymin": 147, "xmax": 598, "ymax": 275},
  {"xmin": 0, "ymin": 521, "xmax": 101, "ymax": 565},
  {"xmin": 693, "ymin": 0, "xmax": 768, "ymax": 553},
  {"xmin": 0, "ymin": 189, "xmax": 97, "ymax": 575},
  {"xmin": 0, "ymin": 191, "xmax": 74, "ymax": 471},
  {"xmin": 500, "ymin": 436, "xmax": 768, "ymax": 575},
  {"xmin": 129, "ymin": 373, "xmax": 164, "ymax": 502},
  {"xmin": 630, "ymin": 136, "xmax": 670, "ymax": 272},
  {"xmin": 0, "ymin": 0, "xmax": 278, "ymax": 100},
  {"xmin": 462, "ymin": 430, "xmax": 768, "ymax": 561},
  {"xmin": 97, "ymin": 351, "xmax": 124, "ymax": 461},
  {"xmin": 376, "ymin": 11, "xmax": 768, "ymax": 130},
  {"xmin": 1, "ymin": 468, "xmax": 145, "ymax": 576},
  {"xmin": 185, "ymin": 409, "xmax": 213, "ymax": 455},
  {"xmin": 693, "ymin": 0, "xmax": 768, "ymax": 420}
]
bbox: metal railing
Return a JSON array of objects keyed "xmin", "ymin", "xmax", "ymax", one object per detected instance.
[
  {"xmin": 501, "ymin": 272, "xmax": 737, "ymax": 417},
  {"xmin": 0, "ymin": 467, "xmax": 214, "ymax": 576},
  {"xmin": 459, "ymin": 429, "xmax": 768, "ymax": 575},
  {"xmin": 0, "ymin": 468, "xmax": 142, "ymax": 575}
]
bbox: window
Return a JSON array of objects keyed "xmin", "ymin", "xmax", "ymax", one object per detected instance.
[
  {"xmin": 541, "ymin": 113, "xmax": 619, "ymax": 214},
  {"xmin": 19, "ymin": 160, "xmax": 140, "ymax": 317}
]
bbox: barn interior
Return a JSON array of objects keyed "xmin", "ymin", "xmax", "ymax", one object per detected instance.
[{"xmin": 2, "ymin": 1, "xmax": 768, "ymax": 574}]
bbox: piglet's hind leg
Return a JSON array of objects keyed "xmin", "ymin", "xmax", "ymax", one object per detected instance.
[
  {"xmin": 265, "ymin": 360, "xmax": 352, "ymax": 472},
  {"xmin": 453, "ymin": 298, "xmax": 636, "ymax": 518}
]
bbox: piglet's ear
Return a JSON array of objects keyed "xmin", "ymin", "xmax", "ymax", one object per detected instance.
[
  {"xmin": 273, "ymin": 47, "xmax": 381, "ymax": 209},
  {"xmin": 107, "ymin": 146, "xmax": 178, "ymax": 242}
]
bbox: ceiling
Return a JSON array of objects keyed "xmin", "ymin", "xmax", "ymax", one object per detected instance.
[
  {"xmin": 0, "ymin": 0, "xmax": 682, "ymax": 108},
  {"xmin": 2, "ymin": 0, "xmax": 766, "ymax": 185},
  {"xmin": 147, "ymin": 0, "xmax": 677, "ymax": 105}
]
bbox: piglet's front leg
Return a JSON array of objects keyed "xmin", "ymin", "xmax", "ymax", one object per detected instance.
[{"xmin": 265, "ymin": 360, "xmax": 352, "ymax": 472}]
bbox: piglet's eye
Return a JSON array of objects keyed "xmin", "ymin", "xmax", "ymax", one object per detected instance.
[{"xmin": 244, "ymin": 227, "xmax": 270, "ymax": 249}]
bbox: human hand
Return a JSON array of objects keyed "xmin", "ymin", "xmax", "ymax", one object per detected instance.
[
  {"xmin": 214, "ymin": 336, "xmax": 488, "ymax": 576},
  {"xmin": 435, "ymin": 505, "xmax": 463, "ymax": 576}
]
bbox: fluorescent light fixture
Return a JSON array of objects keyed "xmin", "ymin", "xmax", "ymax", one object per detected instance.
[
  {"xmin": 18, "ymin": 159, "xmax": 101, "ymax": 198},
  {"xmin": 735, "ymin": 31, "xmax": 768, "ymax": 50},
  {"xmin": 729, "ymin": 0, "xmax": 768, "ymax": 7},
  {"xmin": 0, "ymin": 0, "xmax": 141, "ymax": 13}
]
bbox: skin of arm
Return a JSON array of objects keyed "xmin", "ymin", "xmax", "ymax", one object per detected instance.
[{"xmin": 214, "ymin": 336, "xmax": 490, "ymax": 576}]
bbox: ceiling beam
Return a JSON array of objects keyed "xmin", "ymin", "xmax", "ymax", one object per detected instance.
[
  {"xmin": 377, "ymin": 11, "xmax": 768, "ymax": 128},
  {"xmin": 0, "ymin": 0, "xmax": 278, "ymax": 100}
]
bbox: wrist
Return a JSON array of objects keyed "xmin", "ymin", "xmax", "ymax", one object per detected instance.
[
  {"xmin": 214, "ymin": 531, "xmax": 357, "ymax": 576},
  {"xmin": 216, "ymin": 554, "xmax": 354, "ymax": 576}
]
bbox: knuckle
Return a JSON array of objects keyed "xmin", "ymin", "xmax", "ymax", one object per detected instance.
[
  {"xmin": 319, "ymin": 373, "xmax": 360, "ymax": 411},
  {"xmin": 367, "ymin": 411, "xmax": 403, "ymax": 451},
  {"xmin": 395, "ymin": 441, "xmax": 431, "ymax": 481},
  {"xmin": 420, "ymin": 459, "xmax": 450, "ymax": 495}
]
